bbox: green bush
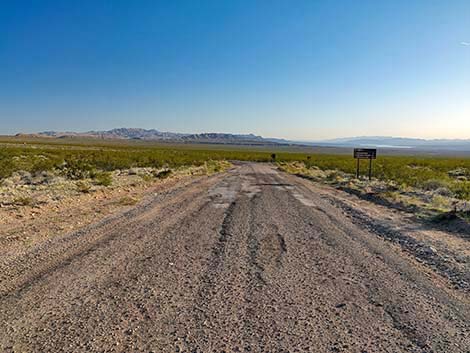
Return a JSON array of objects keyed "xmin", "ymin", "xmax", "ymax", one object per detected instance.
[
  {"xmin": 422, "ymin": 179, "xmax": 449, "ymax": 191},
  {"xmin": 93, "ymin": 171, "xmax": 113, "ymax": 186},
  {"xmin": 451, "ymin": 181, "xmax": 470, "ymax": 200},
  {"xmin": 59, "ymin": 158, "xmax": 94, "ymax": 180},
  {"xmin": 30, "ymin": 158, "xmax": 57, "ymax": 176},
  {"xmin": 0, "ymin": 158, "xmax": 16, "ymax": 179}
]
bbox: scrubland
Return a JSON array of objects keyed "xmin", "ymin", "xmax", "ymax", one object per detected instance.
[{"xmin": 2, "ymin": 137, "xmax": 470, "ymax": 224}]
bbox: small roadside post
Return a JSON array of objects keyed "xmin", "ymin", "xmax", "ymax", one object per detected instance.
[{"xmin": 353, "ymin": 148, "xmax": 377, "ymax": 180}]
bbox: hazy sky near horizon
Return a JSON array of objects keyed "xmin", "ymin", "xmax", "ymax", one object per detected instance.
[{"xmin": 1, "ymin": 1, "xmax": 469, "ymax": 140}]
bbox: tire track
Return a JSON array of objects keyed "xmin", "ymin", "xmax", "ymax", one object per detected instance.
[
  {"xmin": 189, "ymin": 201, "xmax": 238, "ymax": 351},
  {"xmin": 0, "ymin": 177, "xmax": 218, "ymax": 298}
]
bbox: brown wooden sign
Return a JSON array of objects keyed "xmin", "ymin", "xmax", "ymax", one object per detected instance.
[
  {"xmin": 353, "ymin": 148, "xmax": 377, "ymax": 159},
  {"xmin": 353, "ymin": 148, "xmax": 377, "ymax": 180}
]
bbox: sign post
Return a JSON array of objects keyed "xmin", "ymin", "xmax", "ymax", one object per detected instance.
[
  {"xmin": 353, "ymin": 148, "xmax": 377, "ymax": 180},
  {"xmin": 356, "ymin": 158, "xmax": 360, "ymax": 179}
]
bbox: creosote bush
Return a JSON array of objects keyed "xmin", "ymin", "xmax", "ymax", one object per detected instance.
[
  {"xmin": 59, "ymin": 158, "xmax": 94, "ymax": 180},
  {"xmin": 93, "ymin": 171, "xmax": 113, "ymax": 186}
]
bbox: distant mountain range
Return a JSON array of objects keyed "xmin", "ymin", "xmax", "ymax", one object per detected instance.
[
  {"xmin": 15, "ymin": 129, "xmax": 470, "ymax": 151},
  {"xmin": 19, "ymin": 128, "xmax": 291, "ymax": 146},
  {"xmin": 37, "ymin": 128, "xmax": 185, "ymax": 140}
]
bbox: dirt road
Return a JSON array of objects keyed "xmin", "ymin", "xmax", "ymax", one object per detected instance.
[{"xmin": 1, "ymin": 163, "xmax": 469, "ymax": 352}]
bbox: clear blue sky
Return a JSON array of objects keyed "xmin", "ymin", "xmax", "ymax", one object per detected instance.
[{"xmin": 1, "ymin": 1, "xmax": 469, "ymax": 140}]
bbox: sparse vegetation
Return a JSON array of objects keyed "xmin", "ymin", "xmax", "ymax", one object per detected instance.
[
  {"xmin": 93, "ymin": 171, "xmax": 113, "ymax": 186},
  {"xmin": 3, "ymin": 137, "xmax": 470, "ymax": 216},
  {"xmin": 296, "ymin": 155, "xmax": 470, "ymax": 201},
  {"xmin": 76, "ymin": 181, "xmax": 92, "ymax": 193},
  {"xmin": 154, "ymin": 169, "xmax": 172, "ymax": 179},
  {"xmin": 13, "ymin": 196, "xmax": 33, "ymax": 206},
  {"xmin": 117, "ymin": 196, "xmax": 139, "ymax": 206},
  {"xmin": 279, "ymin": 157, "xmax": 470, "ymax": 222},
  {"xmin": 0, "ymin": 140, "xmax": 279, "ymax": 181}
]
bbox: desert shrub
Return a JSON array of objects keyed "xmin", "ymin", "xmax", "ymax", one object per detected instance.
[
  {"xmin": 117, "ymin": 196, "xmax": 139, "ymax": 206},
  {"xmin": 433, "ymin": 187, "xmax": 453, "ymax": 197},
  {"xmin": 93, "ymin": 171, "xmax": 113, "ymax": 186},
  {"xmin": 325, "ymin": 170, "xmax": 344, "ymax": 182},
  {"xmin": 139, "ymin": 174, "xmax": 154, "ymax": 182},
  {"xmin": 0, "ymin": 157, "xmax": 16, "ymax": 179},
  {"xmin": 13, "ymin": 196, "xmax": 33, "ymax": 206},
  {"xmin": 451, "ymin": 181, "xmax": 470, "ymax": 200},
  {"xmin": 30, "ymin": 158, "xmax": 57, "ymax": 176},
  {"xmin": 59, "ymin": 158, "xmax": 94, "ymax": 180},
  {"xmin": 154, "ymin": 169, "xmax": 172, "ymax": 179},
  {"xmin": 76, "ymin": 181, "xmax": 91, "ymax": 193},
  {"xmin": 422, "ymin": 179, "xmax": 449, "ymax": 191},
  {"xmin": 431, "ymin": 195, "xmax": 452, "ymax": 210},
  {"xmin": 209, "ymin": 161, "xmax": 221, "ymax": 173},
  {"xmin": 448, "ymin": 168, "xmax": 469, "ymax": 178},
  {"xmin": 205, "ymin": 160, "xmax": 230, "ymax": 174}
]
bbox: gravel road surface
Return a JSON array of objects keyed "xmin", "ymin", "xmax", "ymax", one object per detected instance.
[{"xmin": 0, "ymin": 163, "xmax": 469, "ymax": 352}]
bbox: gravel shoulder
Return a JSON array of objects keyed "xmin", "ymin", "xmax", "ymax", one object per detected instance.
[{"xmin": 0, "ymin": 163, "xmax": 468, "ymax": 352}]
